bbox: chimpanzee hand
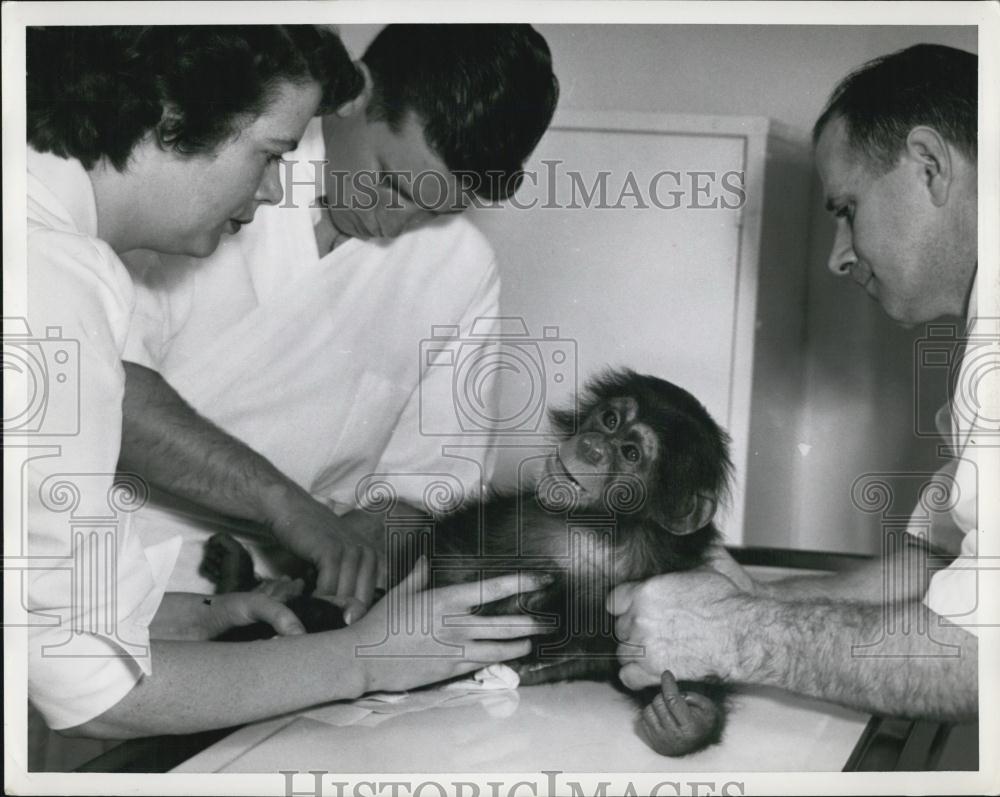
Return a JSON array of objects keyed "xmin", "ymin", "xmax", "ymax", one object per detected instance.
[{"xmin": 640, "ymin": 671, "xmax": 723, "ymax": 756}]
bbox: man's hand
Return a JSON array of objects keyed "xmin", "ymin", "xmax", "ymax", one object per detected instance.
[
  {"xmin": 263, "ymin": 487, "xmax": 385, "ymax": 610},
  {"xmin": 121, "ymin": 362, "xmax": 386, "ymax": 612},
  {"xmin": 705, "ymin": 543, "xmax": 757, "ymax": 593},
  {"xmin": 608, "ymin": 570, "xmax": 750, "ymax": 689}
]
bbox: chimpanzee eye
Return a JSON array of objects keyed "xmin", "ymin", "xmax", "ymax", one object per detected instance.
[
  {"xmin": 602, "ymin": 410, "xmax": 618, "ymax": 430},
  {"xmin": 622, "ymin": 444, "xmax": 641, "ymax": 463}
]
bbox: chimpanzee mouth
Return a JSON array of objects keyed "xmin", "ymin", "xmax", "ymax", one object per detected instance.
[{"xmin": 553, "ymin": 452, "xmax": 584, "ymax": 492}]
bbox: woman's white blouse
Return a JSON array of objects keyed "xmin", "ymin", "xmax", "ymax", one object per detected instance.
[{"xmin": 23, "ymin": 149, "xmax": 180, "ymax": 730}]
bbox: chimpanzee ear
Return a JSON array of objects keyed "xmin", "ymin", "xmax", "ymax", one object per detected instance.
[{"xmin": 663, "ymin": 493, "xmax": 718, "ymax": 536}]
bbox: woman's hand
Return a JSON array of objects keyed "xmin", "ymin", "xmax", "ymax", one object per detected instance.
[
  {"xmin": 342, "ymin": 557, "xmax": 552, "ymax": 694},
  {"xmin": 150, "ymin": 592, "xmax": 307, "ymax": 641},
  {"xmin": 202, "ymin": 592, "xmax": 307, "ymax": 639}
]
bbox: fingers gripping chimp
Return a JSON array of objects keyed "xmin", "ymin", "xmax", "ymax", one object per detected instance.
[
  {"xmin": 199, "ymin": 368, "xmax": 732, "ymax": 755},
  {"xmin": 200, "ymin": 533, "xmax": 346, "ymax": 642}
]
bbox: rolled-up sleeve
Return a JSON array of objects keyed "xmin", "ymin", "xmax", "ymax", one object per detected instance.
[{"xmin": 912, "ymin": 314, "xmax": 997, "ymax": 637}]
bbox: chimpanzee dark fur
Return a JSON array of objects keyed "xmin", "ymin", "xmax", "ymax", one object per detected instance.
[{"xmin": 202, "ymin": 369, "xmax": 733, "ymax": 755}]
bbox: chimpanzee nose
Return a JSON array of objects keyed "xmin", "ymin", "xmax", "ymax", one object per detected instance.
[{"xmin": 578, "ymin": 433, "xmax": 608, "ymax": 465}]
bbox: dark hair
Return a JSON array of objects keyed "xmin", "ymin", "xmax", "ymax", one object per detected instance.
[
  {"xmin": 362, "ymin": 24, "xmax": 559, "ymax": 201},
  {"xmin": 812, "ymin": 43, "xmax": 977, "ymax": 172},
  {"xmin": 27, "ymin": 25, "xmax": 364, "ymax": 171}
]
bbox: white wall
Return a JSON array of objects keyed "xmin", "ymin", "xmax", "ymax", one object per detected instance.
[{"xmin": 339, "ymin": 24, "xmax": 978, "ymax": 554}]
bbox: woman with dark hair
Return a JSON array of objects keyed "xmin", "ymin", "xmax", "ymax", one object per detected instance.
[{"xmin": 24, "ymin": 25, "xmax": 545, "ymax": 739}]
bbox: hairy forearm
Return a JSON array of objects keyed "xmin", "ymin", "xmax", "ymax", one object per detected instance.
[
  {"xmin": 120, "ymin": 361, "xmax": 306, "ymax": 526},
  {"xmin": 756, "ymin": 543, "xmax": 934, "ymax": 605},
  {"xmin": 734, "ymin": 594, "xmax": 978, "ymax": 721},
  {"xmin": 65, "ymin": 633, "xmax": 366, "ymax": 739}
]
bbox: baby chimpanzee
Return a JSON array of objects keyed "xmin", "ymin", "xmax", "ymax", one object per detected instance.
[{"xmin": 201, "ymin": 369, "xmax": 732, "ymax": 756}]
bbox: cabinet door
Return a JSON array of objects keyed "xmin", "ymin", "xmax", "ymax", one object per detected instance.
[{"xmin": 471, "ymin": 120, "xmax": 747, "ymax": 442}]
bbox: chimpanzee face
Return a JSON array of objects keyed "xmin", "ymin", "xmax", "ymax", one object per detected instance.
[{"xmin": 544, "ymin": 396, "xmax": 661, "ymax": 506}]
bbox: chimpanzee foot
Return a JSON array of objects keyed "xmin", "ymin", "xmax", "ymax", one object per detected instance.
[
  {"xmin": 200, "ymin": 533, "xmax": 259, "ymax": 594},
  {"xmin": 639, "ymin": 670, "xmax": 724, "ymax": 757}
]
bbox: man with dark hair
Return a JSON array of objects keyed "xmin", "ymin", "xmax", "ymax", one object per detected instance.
[
  {"xmin": 310, "ymin": 23, "xmax": 557, "ymax": 249},
  {"xmin": 610, "ymin": 43, "xmax": 985, "ymax": 723},
  {"xmin": 326, "ymin": 23, "xmax": 558, "ymax": 233},
  {"xmin": 812, "ymin": 43, "xmax": 976, "ymax": 176},
  {"xmin": 121, "ymin": 24, "xmax": 559, "ymax": 602}
]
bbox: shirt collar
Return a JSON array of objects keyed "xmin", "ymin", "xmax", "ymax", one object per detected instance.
[
  {"xmin": 966, "ymin": 269, "xmax": 978, "ymax": 327},
  {"xmin": 27, "ymin": 147, "xmax": 99, "ymax": 237}
]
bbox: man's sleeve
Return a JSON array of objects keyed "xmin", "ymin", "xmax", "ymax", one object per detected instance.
[{"xmin": 913, "ymin": 317, "xmax": 999, "ymax": 636}]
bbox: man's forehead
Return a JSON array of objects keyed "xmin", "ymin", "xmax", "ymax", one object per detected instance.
[{"xmin": 815, "ymin": 116, "xmax": 862, "ymax": 196}]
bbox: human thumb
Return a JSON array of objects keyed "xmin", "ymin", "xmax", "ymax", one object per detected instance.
[
  {"xmin": 253, "ymin": 595, "xmax": 306, "ymax": 636},
  {"xmin": 606, "ymin": 581, "xmax": 637, "ymax": 616}
]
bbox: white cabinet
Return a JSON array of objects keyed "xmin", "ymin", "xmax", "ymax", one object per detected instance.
[{"xmin": 470, "ymin": 111, "xmax": 813, "ymax": 545}]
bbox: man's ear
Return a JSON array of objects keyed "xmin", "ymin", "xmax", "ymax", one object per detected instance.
[
  {"xmin": 905, "ymin": 126, "xmax": 953, "ymax": 207},
  {"xmin": 154, "ymin": 104, "xmax": 185, "ymax": 150},
  {"xmin": 333, "ymin": 61, "xmax": 372, "ymax": 119}
]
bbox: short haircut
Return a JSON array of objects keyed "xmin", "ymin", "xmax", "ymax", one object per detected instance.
[
  {"xmin": 27, "ymin": 25, "xmax": 364, "ymax": 171},
  {"xmin": 812, "ymin": 43, "xmax": 977, "ymax": 172},
  {"xmin": 362, "ymin": 24, "xmax": 559, "ymax": 201}
]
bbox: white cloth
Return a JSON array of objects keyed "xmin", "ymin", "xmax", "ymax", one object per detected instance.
[
  {"xmin": 908, "ymin": 276, "xmax": 993, "ymax": 635},
  {"xmin": 123, "ymin": 117, "xmax": 502, "ymax": 592},
  {"xmin": 300, "ymin": 664, "xmax": 521, "ymax": 728},
  {"xmin": 21, "ymin": 149, "xmax": 180, "ymax": 730}
]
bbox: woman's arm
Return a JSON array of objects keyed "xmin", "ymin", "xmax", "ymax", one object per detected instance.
[
  {"xmin": 63, "ymin": 632, "xmax": 367, "ymax": 738},
  {"xmin": 148, "ymin": 592, "xmax": 309, "ymax": 641},
  {"xmin": 64, "ymin": 565, "xmax": 549, "ymax": 739}
]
